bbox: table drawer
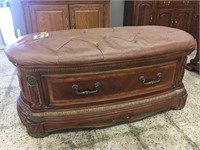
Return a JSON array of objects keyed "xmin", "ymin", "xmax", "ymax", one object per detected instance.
[{"xmin": 42, "ymin": 61, "xmax": 177, "ymax": 107}]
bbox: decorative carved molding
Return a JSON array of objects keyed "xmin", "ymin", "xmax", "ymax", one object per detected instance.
[
  {"xmin": 26, "ymin": 75, "xmax": 41, "ymax": 106},
  {"xmin": 19, "ymin": 88, "xmax": 186, "ymax": 118}
]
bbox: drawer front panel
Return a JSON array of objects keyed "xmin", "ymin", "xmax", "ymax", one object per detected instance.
[
  {"xmin": 177, "ymin": 1, "xmax": 195, "ymax": 8},
  {"xmin": 158, "ymin": 1, "xmax": 194, "ymax": 8},
  {"xmin": 158, "ymin": 1, "xmax": 178, "ymax": 8},
  {"xmin": 42, "ymin": 61, "xmax": 177, "ymax": 107}
]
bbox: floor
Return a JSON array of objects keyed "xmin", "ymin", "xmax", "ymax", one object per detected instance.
[{"xmin": 0, "ymin": 50, "xmax": 200, "ymax": 150}]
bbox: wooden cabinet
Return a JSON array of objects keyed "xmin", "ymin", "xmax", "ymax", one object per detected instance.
[
  {"xmin": 174, "ymin": 9, "xmax": 192, "ymax": 31},
  {"xmin": 21, "ymin": 0, "xmax": 110, "ymax": 33},
  {"xmin": 156, "ymin": 8, "xmax": 174, "ymax": 27},
  {"xmin": 124, "ymin": 0, "xmax": 199, "ymax": 73},
  {"xmin": 186, "ymin": 2, "xmax": 199, "ymax": 72},
  {"xmin": 156, "ymin": 8, "xmax": 192, "ymax": 32},
  {"xmin": 124, "ymin": 1, "xmax": 156, "ymax": 26},
  {"xmin": 29, "ymin": 5, "xmax": 69, "ymax": 32},
  {"xmin": 124, "ymin": 1, "xmax": 195, "ymax": 32},
  {"xmin": 156, "ymin": 1, "xmax": 193, "ymax": 32},
  {"xmin": 133, "ymin": 1, "xmax": 156, "ymax": 25},
  {"xmin": 69, "ymin": 4, "xmax": 104, "ymax": 29}
]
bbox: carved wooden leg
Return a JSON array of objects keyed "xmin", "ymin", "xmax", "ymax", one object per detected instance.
[
  {"xmin": 186, "ymin": 47, "xmax": 200, "ymax": 73},
  {"xmin": 26, "ymin": 122, "xmax": 48, "ymax": 138},
  {"xmin": 17, "ymin": 96, "xmax": 49, "ymax": 138},
  {"xmin": 18, "ymin": 110, "xmax": 49, "ymax": 138},
  {"xmin": 173, "ymin": 90, "xmax": 187, "ymax": 110}
]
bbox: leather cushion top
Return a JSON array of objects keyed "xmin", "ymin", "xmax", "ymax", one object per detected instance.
[{"xmin": 5, "ymin": 26, "xmax": 196, "ymax": 66}]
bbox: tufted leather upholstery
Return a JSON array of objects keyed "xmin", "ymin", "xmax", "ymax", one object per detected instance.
[{"xmin": 5, "ymin": 26, "xmax": 196, "ymax": 66}]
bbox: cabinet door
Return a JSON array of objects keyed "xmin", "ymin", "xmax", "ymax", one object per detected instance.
[
  {"xmin": 190, "ymin": 2, "xmax": 199, "ymax": 38},
  {"xmin": 133, "ymin": 1, "xmax": 156, "ymax": 25},
  {"xmin": 69, "ymin": 4, "xmax": 104, "ymax": 29},
  {"xmin": 189, "ymin": 2, "xmax": 199, "ymax": 63},
  {"xmin": 30, "ymin": 5, "xmax": 69, "ymax": 33},
  {"xmin": 174, "ymin": 9, "xmax": 193, "ymax": 32},
  {"xmin": 156, "ymin": 8, "xmax": 174, "ymax": 27}
]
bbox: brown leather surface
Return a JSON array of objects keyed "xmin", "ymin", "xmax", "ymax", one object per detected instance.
[{"xmin": 5, "ymin": 26, "xmax": 196, "ymax": 66}]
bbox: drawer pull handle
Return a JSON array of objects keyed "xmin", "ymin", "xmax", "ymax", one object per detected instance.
[
  {"xmin": 72, "ymin": 82, "xmax": 101, "ymax": 95},
  {"xmin": 139, "ymin": 73, "xmax": 162, "ymax": 86}
]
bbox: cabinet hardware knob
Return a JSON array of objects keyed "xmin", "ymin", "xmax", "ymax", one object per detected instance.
[
  {"xmin": 72, "ymin": 82, "xmax": 101, "ymax": 95},
  {"xmin": 139, "ymin": 72, "xmax": 162, "ymax": 86},
  {"xmin": 170, "ymin": 20, "xmax": 174, "ymax": 27},
  {"xmin": 71, "ymin": 18, "xmax": 75, "ymax": 29},
  {"xmin": 66, "ymin": 18, "xmax": 69, "ymax": 29},
  {"xmin": 149, "ymin": 15, "xmax": 153, "ymax": 23},
  {"xmin": 174, "ymin": 20, "xmax": 178, "ymax": 24}
]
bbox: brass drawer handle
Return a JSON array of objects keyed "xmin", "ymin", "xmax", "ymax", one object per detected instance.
[
  {"xmin": 72, "ymin": 82, "xmax": 101, "ymax": 95},
  {"xmin": 139, "ymin": 72, "xmax": 162, "ymax": 86}
]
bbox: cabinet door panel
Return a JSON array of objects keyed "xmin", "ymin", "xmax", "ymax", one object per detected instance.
[
  {"xmin": 69, "ymin": 4, "xmax": 104, "ymax": 29},
  {"xmin": 133, "ymin": 1, "xmax": 156, "ymax": 25},
  {"xmin": 30, "ymin": 5, "xmax": 69, "ymax": 32},
  {"xmin": 174, "ymin": 9, "xmax": 193, "ymax": 32},
  {"xmin": 190, "ymin": 3, "xmax": 199, "ymax": 38},
  {"xmin": 156, "ymin": 9, "xmax": 174, "ymax": 27}
]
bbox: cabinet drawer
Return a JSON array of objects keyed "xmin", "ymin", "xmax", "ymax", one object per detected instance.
[
  {"xmin": 42, "ymin": 61, "xmax": 177, "ymax": 107},
  {"xmin": 159, "ymin": 1, "xmax": 194, "ymax": 8},
  {"xmin": 158, "ymin": 1, "xmax": 178, "ymax": 8},
  {"xmin": 177, "ymin": 1, "xmax": 195, "ymax": 8}
]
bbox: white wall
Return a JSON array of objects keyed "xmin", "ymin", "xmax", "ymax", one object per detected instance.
[
  {"xmin": 110, "ymin": 0, "xmax": 124, "ymax": 27},
  {"xmin": 0, "ymin": 7, "xmax": 16, "ymax": 43},
  {"xmin": 9, "ymin": 0, "xmax": 26, "ymax": 36},
  {"xmin": 9, "ymin": 0, "xmax": 125, "ymax": 36}
]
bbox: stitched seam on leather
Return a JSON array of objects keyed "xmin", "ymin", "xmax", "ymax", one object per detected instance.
[
  {"xmin": 55, "ymin": 39, "xmax": 73, "ymax": 64},
  {"xmin": 96, "ymin": 41, "xmax": 105, "ymax": 60},
  {"xmin": 70, "ymin": 38, "xmax": 105, "ymax": 61}
]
